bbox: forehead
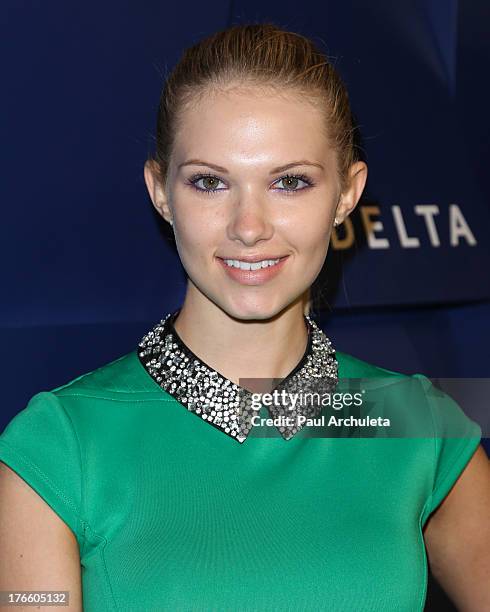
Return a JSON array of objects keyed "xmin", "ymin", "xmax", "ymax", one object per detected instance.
[{"xmin": 172, "ymin": 87, "xmax": 335, "ymax": 169}]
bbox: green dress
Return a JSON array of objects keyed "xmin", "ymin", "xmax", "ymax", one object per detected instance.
[{"xmin": 0, "ymin": 312, "xmax": 482, "ymax": 611}]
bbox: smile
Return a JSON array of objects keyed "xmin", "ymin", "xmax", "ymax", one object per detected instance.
[
  {"xmin": 216, "ymin": 256, "xmax": 289, "ymax": 285},
  {"xmin": 222, "ymin": 258, "xmax": 281, "ymax": 270}
]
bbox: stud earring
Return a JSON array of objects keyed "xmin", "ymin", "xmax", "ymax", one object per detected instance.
[{"xmin": 334, "ymin": 193, "xmax": 342, "ymax": 227}]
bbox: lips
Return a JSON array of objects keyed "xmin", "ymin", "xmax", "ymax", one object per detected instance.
[
  {"xmin": 219, "ymin": 256, "xmax": 284, "ymax": 272},
  {"xmin": 217, "ymin": 255, "xmax": 287, "ymax": 263},
  {"xmin": 216, "ymin": 255, "xmax": 289, "ymax": 286}
]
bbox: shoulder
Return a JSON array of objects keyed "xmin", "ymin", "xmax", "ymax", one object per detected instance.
[
  {"xmin": 335, "ymin": 350, "xmax": 410, "ymax": 380},
  {"xmin": 334, "ymin": 349, "xmax": 479, "ymax": 435},
  {"xmin": 36, "ymin": 349, "xmax": 162, "ymax": 436},
  {"xmin": 0, "ymin": 349, "xmax": 156, "ymax": 461},
  {"xmin": 334, "ymin": 350, "xmax": 422, "ymax": 420},
  {"xmin": 0, "ymin": 349, "xmax": 154, "ymax": 557},
  {"xmin": 49, "ymin": 349, "xmax": 156, "ymax": 399}
]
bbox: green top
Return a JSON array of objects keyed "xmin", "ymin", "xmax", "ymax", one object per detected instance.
[{"xmin": 0, "ymin": 346, "xmax": 481, "ymax": 611}]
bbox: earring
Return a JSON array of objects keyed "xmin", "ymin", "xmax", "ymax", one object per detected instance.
[{"xmin": 334, "ymin": 194, "xmax": 342, "ymax": 227}]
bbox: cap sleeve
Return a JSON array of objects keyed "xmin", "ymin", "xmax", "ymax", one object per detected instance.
[
  {"xmin": 0, "ymin": 391, "xmax": 84, "ymax": 548},
  {"xmin": 413, "ymin": 374, "xmax": 482, "ymax": 525}
]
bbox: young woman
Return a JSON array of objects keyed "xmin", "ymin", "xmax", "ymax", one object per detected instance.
[{"xmin": 1, "ymin": 23, "xmax": 489, "ymax": 612}]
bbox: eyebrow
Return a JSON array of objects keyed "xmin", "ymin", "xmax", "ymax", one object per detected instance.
[{"xmin": 177, "ymin": 159, "xmax": 325, "ymax": 174}]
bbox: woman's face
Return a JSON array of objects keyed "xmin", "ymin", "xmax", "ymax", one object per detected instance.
[{"xmin": 147, "ymin": 86, "xmax": 363, "ymax": 321}]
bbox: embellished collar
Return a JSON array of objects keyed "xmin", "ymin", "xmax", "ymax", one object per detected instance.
[{"xmin": 137, "ymin": 309, "xmax": 338, "ymax": 443}]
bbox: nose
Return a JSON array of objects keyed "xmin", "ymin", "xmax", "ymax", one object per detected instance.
[{"xmin": 226, "ymin": 187, "xmax": 274, "ymax": 246}]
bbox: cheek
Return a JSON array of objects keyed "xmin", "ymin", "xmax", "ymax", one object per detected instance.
[
  {"xmin": 290, "ymin": 216, "xmax": 331, "ymax": 257},
  {"xmin": 173, "ymin": 209, "xmax": 219, "ymax": 264}
]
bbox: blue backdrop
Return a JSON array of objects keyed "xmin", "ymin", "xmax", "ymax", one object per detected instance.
[
  {"xmin": 3, "ymin": 0, "xmax": 488, "ymax": 421},
  {"xmin": 1, "ymin": 3, "xmax": 489, "ymax": 606},
  {"xmin": 2, "ymin": 0, "xmax": 488, "ymax": 430}
]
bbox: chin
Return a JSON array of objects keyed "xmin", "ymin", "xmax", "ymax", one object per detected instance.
[{"xmin": 218, "ymin": 294, "xmax": 291, "ymax": 322}]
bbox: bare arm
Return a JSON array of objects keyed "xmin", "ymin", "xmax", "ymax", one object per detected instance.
[
  {"xmin": 0, "ymin": 461, "xmax": 82, "ymax": 611},
  {"xmin": 423, "ymin": 444, "xmax": 490, "ymax": 611}
]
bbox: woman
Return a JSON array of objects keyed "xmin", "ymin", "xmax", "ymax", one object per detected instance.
[{"xmin": 1, "ymin": 23, "xmax": 489, "ymax": 612}]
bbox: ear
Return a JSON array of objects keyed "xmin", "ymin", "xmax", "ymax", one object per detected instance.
[
  {"xmin": 335, "ymin": 161, "xmax": 368, "ymax": 224},
  {"xmin": 144, "ymin": 160, "xmax": 173, "ymax": 225}
]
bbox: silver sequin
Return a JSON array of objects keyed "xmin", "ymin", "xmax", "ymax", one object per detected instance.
[{"xmin": 138, "ymin": 311, "xmax": 339, "ymax": 443}]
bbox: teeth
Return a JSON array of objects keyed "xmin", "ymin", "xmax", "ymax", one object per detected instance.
[{"xmin": 223, "ymin": 258, "xmax": 281, "ymax": 270}]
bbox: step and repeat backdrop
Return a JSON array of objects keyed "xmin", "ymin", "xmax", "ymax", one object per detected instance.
[
  {"xmin": 2, "ymin": 3, "xmax": 489, "ymax": 609},
  {"xmin": 2, "ymin": 1, "xmax": 489, "ymax": 329}
]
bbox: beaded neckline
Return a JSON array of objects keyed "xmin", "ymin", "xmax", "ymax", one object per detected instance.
[{"xmin": 137, "ymin": 309, "xmax": 339, "ymax": 443}]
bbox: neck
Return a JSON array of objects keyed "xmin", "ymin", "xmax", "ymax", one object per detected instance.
[{"xmin": 172, "ymin": 293, "xmax": 310, "ymax": 386}]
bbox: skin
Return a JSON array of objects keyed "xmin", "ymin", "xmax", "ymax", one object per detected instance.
[
  {"xmin": 0, "ymin": 84, "xmax": 488, "ymax": 611},
  {"xmin": 0, "ymin": 461, "xmax": 82, "ymax": 610},
  {"xmin": 422, "ymin": 445, "xmax": 490, "ymax": 610},
  {"xmin": 144, "ymin": 84, "xmax": 490, "ymax": 609},
  {"xmin": 144, "ymin": 85, "xmax": 366, "ymax": 384}
]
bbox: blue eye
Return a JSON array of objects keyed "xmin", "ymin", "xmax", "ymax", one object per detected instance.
[{"xmin": 187, "ymin": 172, "xmax": 315, "ymax": 195}]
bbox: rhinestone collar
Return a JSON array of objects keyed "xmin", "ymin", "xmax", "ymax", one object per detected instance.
[{"xmin": 137, "ymin": 309, "xmax": 339, "ymax": 443}]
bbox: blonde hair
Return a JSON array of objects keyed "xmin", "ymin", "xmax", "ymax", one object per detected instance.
[{"xmin": 148, "ymin": 22, "xmax": 361, "ymax": 314}]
